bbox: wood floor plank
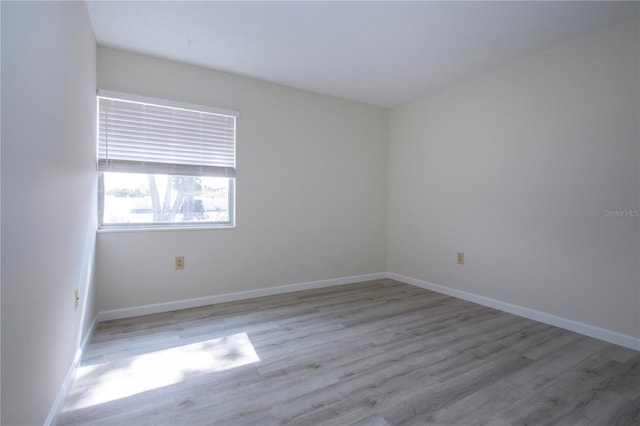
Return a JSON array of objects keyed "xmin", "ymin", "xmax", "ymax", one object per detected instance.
[
  {"xmin": 58, "ymin": 279, "xmax": 639, "ymax": 425},
  {"xmin": 430, "ymin": 337, "xmax": 632, "ymax": 425},
  {"xmin": 486, "ymin": 355, "xmax": 633, "ymax": 425}
]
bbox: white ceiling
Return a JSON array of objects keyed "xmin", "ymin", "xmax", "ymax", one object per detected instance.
[{"xmin": 85, "ymin": 1, "xmax": 639, "ymax": 107}]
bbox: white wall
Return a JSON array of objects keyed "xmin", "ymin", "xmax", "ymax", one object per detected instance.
[
  {"xmin": 0, "ymin": 2, "xmax": 3, "ymax": 421},
  {"xmin": 96, "ymin": 48, "xmax": 388, "ymax": 312},
  {"xmin": 1, "ymin": 2, "xmax": 97, "ymax": 424},
  {"xmin": 389, "ymin": 16, "xmax": 640, "ymax": 338}
]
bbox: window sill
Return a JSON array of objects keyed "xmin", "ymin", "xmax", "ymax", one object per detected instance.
[{"xmin": 97, "ymin": 224, "xmax": 236, "ymax": 233}]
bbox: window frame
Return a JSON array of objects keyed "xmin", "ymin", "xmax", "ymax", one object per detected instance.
[{"xmin": 96, "ymin": 90, "xmax": 239, "ymax": 231}]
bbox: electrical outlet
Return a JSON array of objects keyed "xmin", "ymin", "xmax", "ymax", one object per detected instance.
[
  {"xmin": 457, "ymin": 252, "xmax": 464, "ymax": 265},
  {"xmin": 175, "ymin": 256, "xmax": 185, "ymax": 270},
  {"xmin": 74, "ymin": 289, "xmax": 80, "ymax": 309}
]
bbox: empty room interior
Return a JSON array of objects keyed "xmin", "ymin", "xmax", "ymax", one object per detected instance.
[{"xmin": 2, "ymin": 1, "xmax": 640, "ymax": 425}]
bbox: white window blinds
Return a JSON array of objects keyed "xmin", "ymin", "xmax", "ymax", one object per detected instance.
[{"xmin": 98, "ymin": 91, "xmax": 238, "ymax": 177}]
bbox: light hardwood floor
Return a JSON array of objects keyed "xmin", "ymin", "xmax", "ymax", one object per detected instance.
[{"xmin": 59, "ymin": 279, "xmax": 640, "ymax": 425}]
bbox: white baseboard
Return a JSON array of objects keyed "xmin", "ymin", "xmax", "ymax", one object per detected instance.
[
  {"xmin": 44, "ymin": 316, "xmax": 98, "ymax": 426},
  {"xmin": 49, "ymin": 271, "xmax": 637, "ymax": 426},
  {"xmin": 388, "ymin": 272, "xmax": 640, "ymax": 351},
  {"xmin": 96, "ymin": 271, "xmax": 639, "ymax": 351},
  {"xmin": 97, "ymin": 273, "xmax": 388, "ymax": 322}
]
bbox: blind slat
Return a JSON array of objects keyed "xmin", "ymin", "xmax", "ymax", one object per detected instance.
[
  {"xmin": 98, "ymin": 96, "xmax": 237, "ymax": 174},
  {"xmin": 98, "ymin": 159, "xmax": 235, "ymax": 178}
]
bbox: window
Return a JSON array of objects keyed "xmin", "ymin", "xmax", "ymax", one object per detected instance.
[{"xmin": 97, "ymin": 91, "xmax": 238, "ymax": 229}]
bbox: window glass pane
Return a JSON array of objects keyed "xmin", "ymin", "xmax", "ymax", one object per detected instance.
[{"xmin": 101, "ymin": 172, "xmax": 232, "ymax": 225}]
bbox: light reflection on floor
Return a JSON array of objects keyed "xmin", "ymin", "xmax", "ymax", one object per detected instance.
[{"xmin": 64, "ymin": 332, "xmax": 260, "ymax": 411}]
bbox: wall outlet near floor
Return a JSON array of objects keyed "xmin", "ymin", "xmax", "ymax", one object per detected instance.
[
  {"xmin": 175, "ymin": 256, "xmax": 185, "ymax": 270},
  {"xmin": 74, "ymin": 289, "xmax": 80, "ymax": 309},
  {"xmin": 457, "ymin": 252, "xmax": 465, "ymax": 265}
]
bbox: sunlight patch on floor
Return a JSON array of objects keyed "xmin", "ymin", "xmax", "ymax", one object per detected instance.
[{"xmin": 64, "ymin": 332, "xmax": 260, "ymax": 410}]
